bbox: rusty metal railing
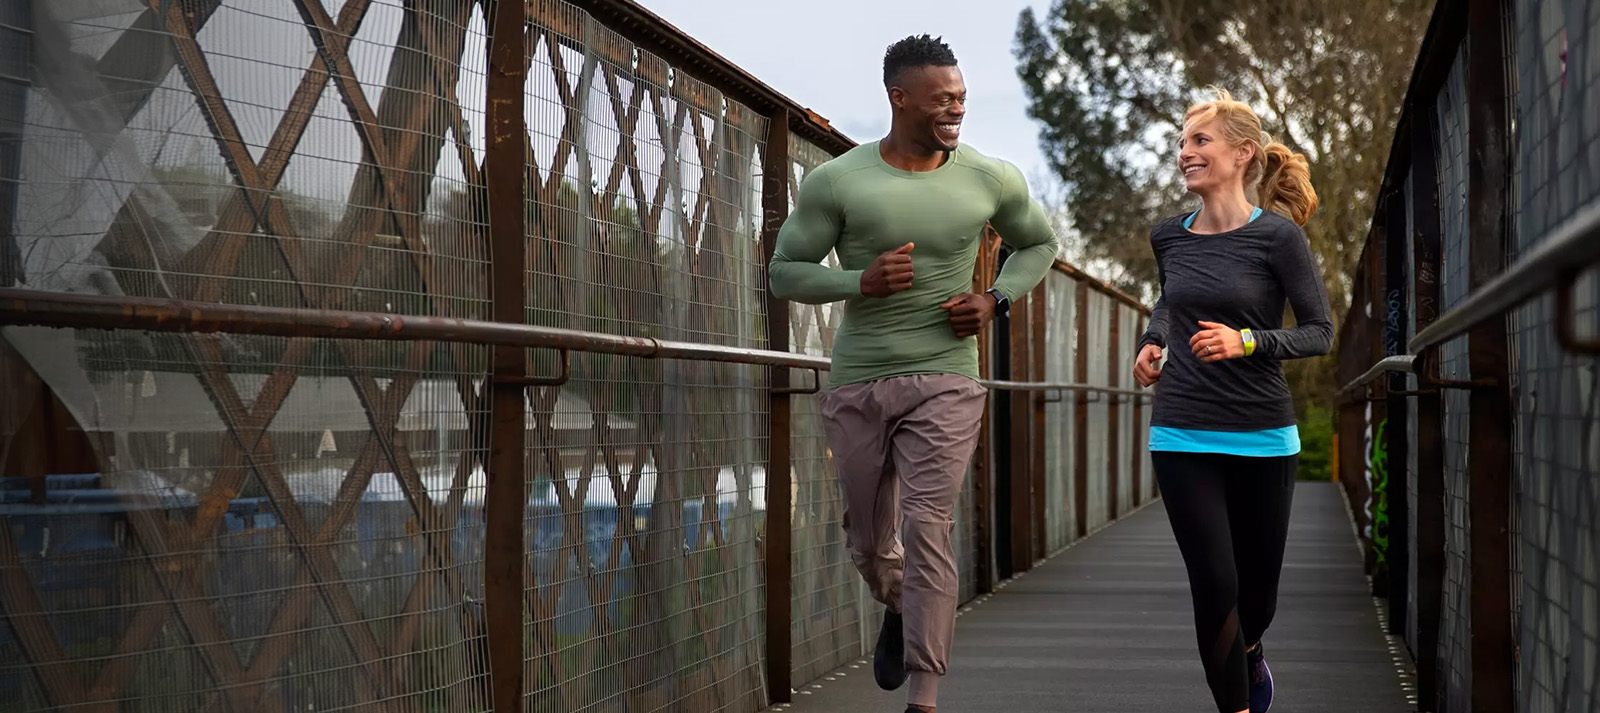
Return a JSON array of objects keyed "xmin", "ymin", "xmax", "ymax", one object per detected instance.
[
  {"xmin": 1335, "ymin": 0, "xmax": 1600, "ymax": 710},
  {"xmin": 0, "ymin": 2, "xmax": 1156, "ymax": 712},
  {"xmin": 1341, "ymin": 201, "xmax": 1600, "ymax": 399}
]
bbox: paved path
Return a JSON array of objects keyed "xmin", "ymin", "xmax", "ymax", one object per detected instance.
[{"xmin": 768, "ymin": 482, "xmax": 1415, "ymax": 713}]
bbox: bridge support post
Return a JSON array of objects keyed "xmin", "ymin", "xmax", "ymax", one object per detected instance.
[
  {"xmin": 760, "ymin": 109, "xmax": 794, "ymax": 704},
  {"xmin": 1465, "ymin": 0, "xmax": 1516, "ymax": 708},
  {"xmin": 1030, "ymin": 284, "xmax": 1048, "ymax": 556},
  {"xmin": 1073, "ymin": 281, "xmax": 1091, "ymax": 540},
  {"xmin": 484, "ymin": 1, "xmax": 530, "ymax": 710},
  {"xmin": 1383, "ymin": 193, "xmax": 1412, "ymax": 639},
  {"xmin": 1106, "ymin": 301, "xmax": 1122, "ymax": 521},
  {"xmin": 973, "ymin": 232, "xmax": 998, "ymax": 594},
  {"xmin": 1008, "ymin": 286, "xmax": 1036, "ymax": 572},
  {"xmin": 1364, "ymin": 234, "xmax": 1388, "ymax": 581},
  {"xmin": 1409, "ymin": 106, "xmax": 1448, "ymax": 713}
]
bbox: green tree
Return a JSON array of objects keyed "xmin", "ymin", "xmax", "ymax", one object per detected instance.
[{"xmin": 1013, "ymin": 0, "xmax": 1434, "ymax": 409}]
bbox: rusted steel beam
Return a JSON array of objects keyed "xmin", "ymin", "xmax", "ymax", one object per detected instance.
[
  {"xmin": 0, "ymin": 517, "xmax": 84, "ymax": 710},
  {"xmin": 1008, "ymin": 288, "xmax": 1035, "ymax": 572},
  {"xmin": 1383, "ymin": 193, "xmax": 1411, "ymax": 637},
  {"xmin": 1030, "ymin": 283, "xmax": 1048, "ymax": 558},
  {"xmin": 761, "ymin": 108, "xmax": 794, "ymax": 704},
  {"xmin": 186, "ymin": 339, "xmax": 392, "ymax": 707},
  {"xmin": 142, "ymin": 0, "xmax": 325, "ymax": 306},
  {"xmin": 81, "ymin": 337, "xmax": 312, "ymax": 709},
  {"xmin": 1073, "ymin": 280, "xmax": 1091, "ymax": 540},
  {"xmin": 1106, "ymin": 301, "xmax": 1122, "ymax": 520},
  {"xmin": 973, "ymin": 231, "xmax": 998, "ymax": 595},
  {"xmin": 485, "ymin": 0, "xmax": 530, "ymax": 709},
  {"xmin": 98, "ymin": 7, "xmax": 402, "ymax": 704},
  {"xmin": 289, "ymin": 0, "xmax": 469, "ymax": 307},
  {"xmin": 0, "ymin": 288, "xmax": 833, "ymax": 371},
  {"xmin": 1130, "ymin": 314, "xmax": 1145, "ymax": 506},
  {"xmin": 1464, "ymin": 0, "xmax": 1515, "ymax": 707}
]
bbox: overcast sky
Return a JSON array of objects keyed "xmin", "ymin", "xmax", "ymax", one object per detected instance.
[{"xmin": 633, "ymin": 0, "xmax": 1058, "ymax": 192}]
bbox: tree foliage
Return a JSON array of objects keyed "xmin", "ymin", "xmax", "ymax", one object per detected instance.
[{"xmin": 1014, "ymin": 0, "xmax": 1434, "ymax": 407}]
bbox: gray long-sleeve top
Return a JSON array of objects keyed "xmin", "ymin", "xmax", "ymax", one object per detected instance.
[{"xmin": 1137, "ymin": 210, "xmax": 1334, "ymax": 431}]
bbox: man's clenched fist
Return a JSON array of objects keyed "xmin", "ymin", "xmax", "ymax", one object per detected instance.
[
  {"xmin": 860, "ymin": 243, "xmax": 915, "ymax": 298},
  {"xmin": 940, "ymin": 291, "xmax": 998, "ymax": 338}
]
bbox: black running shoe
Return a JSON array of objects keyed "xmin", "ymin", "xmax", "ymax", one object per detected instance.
[
  {"xmin": 874, "ymin": 609, "xmax": 907, "ymax": 691},
  {"xmin": 1248, "ymin": 643, "xmax": 1274, "ymax": 713}
]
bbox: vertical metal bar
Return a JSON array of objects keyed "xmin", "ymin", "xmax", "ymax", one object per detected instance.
[
  {"xmin": 1384, "ymin": 194, "xmax": 1412, "ymax": 637},
  {"xmin": 1029, "ymin": 283, "xmax": 1047, "ymax": 555},
  {"xmin": 760, "ymin": 109, "xmax": 794, "ymax": 704},
  {"xmin": 1073, "ymin": 280, "xmax": 1091, "ymax": 540},
  {"xmin": 1365, "ymin": 234, "xmax": 1388, "ymax": 580},
  {"xmin": 973, "ymin": 231, "xmax": 996, "ymax": 594},
  {"xmin": 1341, "ymin": 261, "xmax": 1366, "ymax": 513},
  {"xmin": 1410, "ymin": 107, "xmax": 1447, "ymax": 713},
  {"xmin": 484, "ymin": 2, "xmax": 528, "ymax": 711},
  {"xmin": 1130, "ymin": 313, "xmax": 1144, "ymax": 506},
  {"xmin": 0, "ymin": 0, "xmax": 27, "ymax": 288},
  {"xmin": 1009, "ymin": 289, "xmax": 1034, "ymax": 572},
  {"xmin": 1465, "ymin": 0, "xmax": 1515, "ymax": 706},
  {"xmin": 1106, "ymin": 301, "xmax": 1121, "ymax": 520},
  {"xmin": 992, "ymin": 251, "xmax": 1015, "ymax": 578}
]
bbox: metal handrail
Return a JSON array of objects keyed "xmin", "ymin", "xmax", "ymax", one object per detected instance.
[
  {"xmin": 979, "ymin": 379, "xmax": 1154, "ymax": 400},
  {"xmin": 1343, "ymin": 201, "xmax": 1600, "ymax": 393},
  {"xmin": 0, "ymin": 288, "xmax": 833, "ymax": 371},
  {"xmin": 1408, "ymin": 201, "xmax": 1600, "ymax": 354},
  {"xmin": 0, "ymin": 288, "xmax": 1147, "ymax": 396},
  {"xmin": 1337, "ymin": 355, "xmax": 1418, "ymax": 396}
]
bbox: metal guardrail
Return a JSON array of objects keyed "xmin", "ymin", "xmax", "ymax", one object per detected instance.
[
  {"xmin": 0, "ymin": 288, "xmax": 834, "ymax": 371},
  {"xmin": 978, "ymin": 379, "xmax": 1153, "ymax": 401},
  {"xmin": 0, "ymin": 2, "xmax": 1159, "ymax": 709},
  {"xmin": 1342, "ymin": 201, "xmax": 1600, "ymax": 397},
  {"xmin": 1337, "ymin": 355, "xmax": 1419, "ymax": 396},
  {"xmin": 1407, "ymin": 200, "xmax": 1600, "ymax": 354},
  {"xmin": 0, "ymin": 288, "xmax": 1144, "ymax": 397}
]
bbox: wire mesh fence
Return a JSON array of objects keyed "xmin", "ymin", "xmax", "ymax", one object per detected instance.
[
  {"xmin": 0, "ymin": 1, "xmax": 1155, "ymax": 711},
  {"xmin": 1338, "ymin": 0, "xmax": 1600, "ymax": 710},
  {"xmin": 1511, "ymin": 0, "xmax": 1600, "ymax": 709},
  {"xmin": 785, "ymin": 135, "xmax": 861, "ymax": 687},
  {"xmin": 1436, "ymin": 44, "xmax": 1475, "ymax": 711},
  {"xmin": 1042, "ymin": 274, "xmax": 1080, "ymax": 552}
]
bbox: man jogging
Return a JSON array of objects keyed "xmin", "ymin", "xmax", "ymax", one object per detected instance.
[{"xmin": 767, "ymin": 34, "xmax": 1059, "ymax": 713}]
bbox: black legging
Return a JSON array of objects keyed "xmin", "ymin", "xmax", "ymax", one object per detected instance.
[{"xmin": 1152, "ymin": 451, "xmax": 1297, "ymax": 713}]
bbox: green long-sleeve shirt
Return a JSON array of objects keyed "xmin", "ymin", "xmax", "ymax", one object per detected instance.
[{"xmin": 768, "ymin": 141, "xmax": 1060, "ymax": 387}]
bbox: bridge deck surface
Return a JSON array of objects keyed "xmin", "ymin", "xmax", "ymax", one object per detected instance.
[{"xmin": 768, "ymin": 482, "xmax": 1414, "ymax": 713}]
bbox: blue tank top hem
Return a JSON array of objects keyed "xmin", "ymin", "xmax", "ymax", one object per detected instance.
[{"xmin": 1148, "ymin": 425, "xmax": 1302, "ymax": 457}]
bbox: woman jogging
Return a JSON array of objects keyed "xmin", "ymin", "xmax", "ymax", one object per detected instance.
[{"xmin": 1131, "ymin": 88, "xmax": 1333, "ymax": 713}]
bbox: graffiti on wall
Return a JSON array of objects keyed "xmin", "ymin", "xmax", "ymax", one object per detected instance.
[{"xmin": 1368, "ymin": 417, "xmax": 1390, "ymax": 566}]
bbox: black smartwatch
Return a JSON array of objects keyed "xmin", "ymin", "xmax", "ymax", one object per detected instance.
[{"xmin": 985, "ymin": 288, "xmax": 1010, "ymax": 316}]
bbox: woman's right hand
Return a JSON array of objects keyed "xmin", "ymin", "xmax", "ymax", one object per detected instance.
[{"xmin": 1132, "ymin": 343, "xmax": 1164, "ymax": 387}]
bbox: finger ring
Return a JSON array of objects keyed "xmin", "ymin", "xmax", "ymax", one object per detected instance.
[{"xmin": 1205, "ymin": 345, "xmax": 1212, "ymax": 354}]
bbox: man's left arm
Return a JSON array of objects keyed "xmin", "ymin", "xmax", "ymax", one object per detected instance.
[{"xmin": 987, "ymin": 162, "xmax": 1060, "ymax": 301}]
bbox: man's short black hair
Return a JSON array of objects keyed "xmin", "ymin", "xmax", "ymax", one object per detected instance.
[{"xmin": 883, "ymin": 34, "xmax": 958, "ymax": 89}]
